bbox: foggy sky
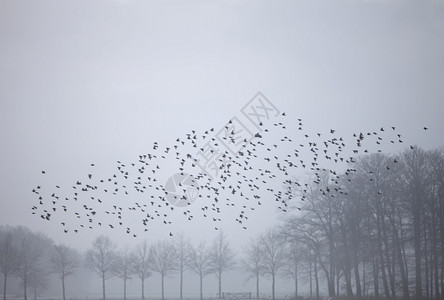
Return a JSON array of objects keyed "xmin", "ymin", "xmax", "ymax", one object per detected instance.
[{"xmin": 1, "ymin": 0, "xmax": 444, "ymax": 296}]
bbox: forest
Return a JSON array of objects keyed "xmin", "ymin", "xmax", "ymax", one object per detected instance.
[{"xmin": 1, "ymin": 147, "xmax": 444, "ymax": 300}]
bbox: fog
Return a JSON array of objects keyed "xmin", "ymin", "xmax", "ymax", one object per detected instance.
[{"xmin": 1, "ymin": 0, "xmax": 444, "ymax": 299}]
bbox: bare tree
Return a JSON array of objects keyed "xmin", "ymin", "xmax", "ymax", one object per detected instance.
[
  {"xmin": 113, "ymin": 248, "xmax": 135, "ymax": 300},
  {"xmin": 14, "ymin": 228, "xmax": 47, "ymax": 300},
  {"xmin": 133, "ymin": 240, "xmax": 151, "ymax": 300},
  {"xmin": 86, "ymin": 235, "xmax": 116, "ymax": 300},
  {"xmin": 186, "ymin": 241, "xmax": 212, "ymax": 300},
  {"xmin": 209, "ymin": 230, "xmax": 236, "ymax": 298},
  {"xmin": 149, "ymin": 240, "xmax": 177, "ymax": 300},
  {"xmin": 174, "ymin": 233, "xmax": 190, "ymax": 299},
  {"xmin": 0, "ymin": 227, "xmax": 17, "ymax": 300},
  {"xmin": 242, "ymin": 236, "xmax": 264, "ymax": 299},
  {"xmin": 282, "ymin": 241, "xmax": 301, "ymax": 297},
  {"xmin": 50, "ymin": 244, "xmax": 79, "ymax": 300},
  {"xmin": 259, "ymin": 228, "xmax": 287, "ymax": 300},
  {"xmin": 28, "ymin": 267, "xmax": 49, "ymax": 300}
]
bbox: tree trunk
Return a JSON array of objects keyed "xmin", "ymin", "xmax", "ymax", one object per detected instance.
[
  {"xmin": 314, "ymin": 257, "xmax": 319, "ymax": 300},
  {"xmin": 353, "ymin": 257, "xmax": 361, "ymax": 297},
  {"xmin": 362, "ymin": 262, "xmax": 366, "ymax": 296},
  {"xmin": 256, "ymin": 273, "xmax": 259, "ymax": 299},
  {"xmin": 381, "ymin": 214, "xmax": 395, "ymax": 297},
  {"xmin": 180, "ymin": 266, "xmax": 183, "ymax": 299},
  {"xmin": 294, "ymin": 278, "xmax": 297, "ymax": 297},
  {"xmin": 328, "ymin": 234, "xmax": 335, "ymax": 296},
  {"xmin": 271, "ymin": 274, "xmax": 275, "ymax": 300},
  {"xmin": 62, "ymin": 275, "xmax": 66, "ymax": 300},
  {"xmin": 396, "ymin": 230, "xmax": 409, "ymax": 299},
  {"xmin": 414, "ymin": 206, "xmax": 423, "ymax": 299},
  {"xmin": 341, "ymin": 228, "xmax": 353, "ymax": 297},
  {"xmin": 102, "ymin": 275, "xmax": 106, "ymax": 300},
  {"xmin": 3, "ymin": 273, "xmax": 7, "ymax": 300},
  {"xmin": 218, "ymin": 272, "xmax": 222, "ymax": 298},
  {"xmin": 373, "ymin": 256, "xmax": 379, "ymax": 297},
  {"xmin": 336, "ymin": 268, "xmax": 340, "ymax": 297},
  {"xmin": 294, "ymin": 263, "xmax": 298, "ymax": 297},
  {"xmin": 309, "ymin": 252, "xmax": 313, "ymax": 299},
  {"xmin": 391, "ymin": 208, "xmax": 409, "ymax": 300},
  {"xmin": 199, "ymin": 274, "xmax": 203, "ymax": 300},
  {"xmin": 327, "ymin": 276, "xmax": 335, "ymax": 297},
  {"xmin": 161, "ymin": 275, "xmax": 164, "ymax": 300},
  {"xmin": 351, "ymin": 204, "xmax": 362, "ymax": 297},
  {"xmin": 424, "ymin": 228, "xmax": 430, "ymax": 300},
  {"xmin": 399, "ymin": 209, "xmax": 410, "ymax": 287},
  {"xmin": 24, "ymin": 273, "xmax": 27, "ymax": 300},
  {"xmin": 433, "ymin": 224, "xmax": 440, "ymax": 300},
  {"xmin": 124, "ymin": 278, "xmax": 127, "ymax": 300},
  {"xmin": 376, "ymin": 211, "xmax": 390, "ymax": 297},
  {"xmin": 141, "ymin": 278, "xmax": 145, "ymax": 300}
]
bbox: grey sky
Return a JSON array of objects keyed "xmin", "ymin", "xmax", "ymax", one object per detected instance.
[{"xmin": 1, "ymin": 0, "xmax": 444, "ymax": 295}]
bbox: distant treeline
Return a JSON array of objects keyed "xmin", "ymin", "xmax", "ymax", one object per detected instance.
[{"xmin": 279, "ymin": 147, "xmax": 444, "ymax": 300}]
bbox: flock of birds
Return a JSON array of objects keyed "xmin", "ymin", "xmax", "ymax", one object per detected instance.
[{"xmin": 31, "ymin": 111, "xmax": 429, "ymax": 237}]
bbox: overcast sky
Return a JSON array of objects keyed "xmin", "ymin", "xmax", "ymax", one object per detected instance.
[{"xmin": 1, "ymin": 0, "xmax": 444, "ymax": 294}]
